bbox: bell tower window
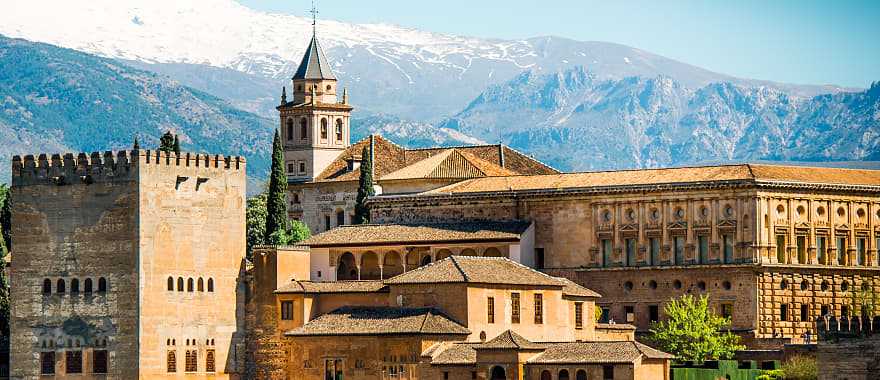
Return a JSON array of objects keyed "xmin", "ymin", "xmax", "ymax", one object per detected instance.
[
  {"xmin": 286, "ymin": 119, "xmax": 294, "ymax": 141},
  {"xmin": 300, "ymin": 118, "xmax": 308, "ymax": 140},
  {"xmin": 320, "ymin": 118, "xmax": 328, "ymax": 139},
  {"xmin": 336, "ymin": 119, "xmax": 344, "ymax": 141}
]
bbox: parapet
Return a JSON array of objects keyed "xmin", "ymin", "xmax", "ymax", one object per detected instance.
[{"xmin": 11, "ymin": 150, "xmax": 246, "ymax": 187}]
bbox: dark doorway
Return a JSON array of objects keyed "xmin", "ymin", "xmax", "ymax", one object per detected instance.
[
  {"xmin": 337, "ymin": 252, "xmax": 357, "ymax": 280},
  {"xmin": 490, "ymin": 366, "xmax": 506, "ymax": 380}
]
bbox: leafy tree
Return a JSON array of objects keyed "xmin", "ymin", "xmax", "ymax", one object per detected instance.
[
  {"xmin": 849, "ymin": 284, "xmax": 880, "ymax": 318},
  {"xmin": 264, "ymin": 129, "xmax": 288, "ymax": 241},
  {"xmin": 353, "ymin": 146, "xmax": 374, "ymax": 224},
  {"xmin": 158, "ymin": 131, "xmax": 175, "ymax": 152},
  {"xmin": 245, "ymin": 192, "xmax": 268, "ymax": 262},
  {"xmin": 268, "ymin": 219, "xmax": 311, "ymax": 246},
  {"xmin": 172, "ymin": 134, "xmax": 181, "ymax": 154},
  {"xmin": 779, "ymin": 355, "xmax": 817, "ymax": 380},
  {"xmin": 648, "ymin": 294, "xmax": 744, "ymax": 363},
  {"xmin": 595, "ymin": 305, "xmax": 604, "ymax": 322},
  {"xmin": 0, "ymin": 184, "xmax": 9, "ymax": 253}
]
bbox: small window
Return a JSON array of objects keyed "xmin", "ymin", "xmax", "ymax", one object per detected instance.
[
  {"xmin": 206, "ymin": 349, "xmax": 216, "ymax": 373},
  {"xmin": 722, "ymin": 281, "xmax": 732, "ymax": 290},
  {"xmin": 534, "ymin": 293, "xmax": 544, "ymax": 324},
  {"xmin": 624, "ymin": 305, "xmax": 635, "ymax": 323},
  {"xmin": 93, "ymin": 350, "xmax": 108, "ymax": 374},
  {"xmin": 198, "ymin": 278, "xmax": 204, "ymax": 292},
  {"xmin": 325, "ymin": 215, "xmax": 331, "ymax": 231},
  {"xmin": 320, "ymin": 118, "xmax": 328, "ymax": 139},
  {"xmin": 185, "ymin": 350, "xmax": 197, "ymax": 372},
  {"xmin": 43, "ymin": 279, "xmax": 52, "ymax": 294},
  {"xmin": 624, "ymin": 281, "xmax": 634, "ymax": 291},
  {"xmin": 98, "ymin": 277, "xmax": 107, "ymax": 292},
  {"xmin": 84, "ymin": 278, "xmax": 93, "ymax": 293},
  {"xmin": 300, "ymin": 118, "xmax": 308, "ymax": 140},
  {"xmin": 511, "ymin": 293, "xmax": 521, "ymax": 324},
  {"xmin": 57, "ymin": 279, "xmax": 66, "ymax": 294},
  {"xmin": 177, "ymin": 277, "xmax": 184, "ymax": 292},
  {"xmin": 71, "ymin": 278, "xmax": 79, "ymax": 293},
  {"xmin": 575, "ymin": 302, "xmax": 583, "ymax": 329},
  {"xmin": 187, "ymin": 278, "xmax": 194, "ymax": 292},
  {"xmin": 299, "ymin": 162, "xmax": 306, "ymax": 174},
  {"xmin": 603, "ymin": 365, "xmax": 614, "ymax": 380},
  {"xmin": 336, "ymin": 210, "xmax": 345, "ymax": 226},
  {"xmin": 66, "ymin": 350, "xmax": 83, "ymax": 374},
  {"xmin": 720, "ymin": 304, "xmax": 733, "ymax": 319},
  {"xmin": 487, "ymin": 297, "xmax": 495, "ymax": 324},
  {"xmin": 286, "ymin": 119, "xmax": 294, "ymax": 141},
  {"xmin": 207, "ymin": 278, "xmax": 214, "ymax": 292},
  {"xmin": 780, "ymin": 304, "xmax": 789, "ymax": 321},
  {"xmin": 41, "ymin": 352, "xmax": 55, "ymax": 374},
  {"xmin": 800, "ymin": 304, "xmax": 809, "ymax": 321},
  {"xmin": 673, "ymin": 280, "xmax": 682, "ymax": 289},
  {"xmin": 287, "ymin": 163, "xmax": 295, "ymax": 173},
  {"xmin": 167, "ymin": 277, "xmax": 174, "ymax": 291},
  {"xmin": 167, "ymin": 351, "xmax": 177, "ymax": 373},
  {"xmin": 335, "ymin": 119, "xmax": 344, "ymax": 141},
  {"xmin": 281, "ymin": 300, "xmax": 294, "ymax": 320},
  {"xmin": 649, "ymin": 304, "xmax": 660, "ymax": 323}
]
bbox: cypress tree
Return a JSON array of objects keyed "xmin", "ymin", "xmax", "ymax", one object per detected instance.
[
  {"xmin": 159, "ymin": 131, "xmax": 175, "ymax": 152},
  {"xmin": 0, "ymin": 184, "xmax": 9, "ymax": 252},
  {"xmin": 353, "ymin": 145, "xmax": 374, "ymax": 224},
  {"xmin": 264, "ymin": 129, "xmax": 288, "ymax": 242},
  {"xmin": 173, "ymin": 134, "xmax": 181, "ymax": 154},
  {"xmin": 133, "ymin": 136, "xmax": 140, "ymax": 150}
]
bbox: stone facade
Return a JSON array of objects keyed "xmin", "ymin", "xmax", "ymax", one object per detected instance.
[{"xmin": 9, "ymin": 150, "xmax": 247, "ymax": 379}]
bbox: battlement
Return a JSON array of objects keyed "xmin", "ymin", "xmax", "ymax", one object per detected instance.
[{"xmin": 11, "ymin": 150, "xmax": 246, "ymax": 187}]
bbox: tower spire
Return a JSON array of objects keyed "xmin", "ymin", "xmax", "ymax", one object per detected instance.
[{"xmin": 310, "ymin": 0, "xmax": 318, "ymax": 36}]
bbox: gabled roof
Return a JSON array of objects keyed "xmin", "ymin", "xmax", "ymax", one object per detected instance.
[
  {"xmin": 311, "ymin": 135, "xmax": 558, "ymax": 183},
  {"xmin": 300, "ymin": 221, "xmax": 532, "ymax": 248},
  {"xmin": 526, "ymin": 341, "xmax": 674, "ymax": 364},
  {"xmin": 284, "ymin": 306, "xmax": 470, "ymax": 336},
  {"xmin": 474, "ymin": 330, "xmax": 544, "ymax": 350},
  {"xmin": 293, "ymin": 34, "xmax": 336, "ymax": 80},
  {"xmin": 555, "ymin": 277, "xmax": 602, "ymax": 298},
  {"xmin": 275, "ymin": 280, "xmax": 387, "ymax": 294},
  {"xmin": 382, "ymin": 149, "xmax": 517, "ymax": 181},
  {"xmin": 384, "ymin": 256, "xmax": 563, "ymax": 287}
]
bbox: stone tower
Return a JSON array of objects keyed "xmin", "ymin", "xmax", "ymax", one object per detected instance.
[
  {"xmin": 9, "ymin": 150, "xmax": 247, "ymax": 379},
  {"xmin": 278, "ymin": 33, "xmax": 352, "ymax": 183}
]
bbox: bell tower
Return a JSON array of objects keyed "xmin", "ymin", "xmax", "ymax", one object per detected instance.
[{"xmin": 278, "ymin": 10, "xmax": 352, "ymax": 183}]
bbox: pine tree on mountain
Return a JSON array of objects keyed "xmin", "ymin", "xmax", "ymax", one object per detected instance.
[
  {"xmin": 133, "ymin": 136, "xmax": 140, "ymax": 150},
  {"xmin": 353, "ymin": 145, "xmax": 374, "ymax": 225},
  {"xmin": 173, "ymin": 135, "xmax": 181, "ymax": 154},
  {"xmin": 159, "ymin": 131, "xmax": 175, "ymax": 152},
  {"xmin": 264, "ymin": 129, "xmax": 288, "ymax": 242}
]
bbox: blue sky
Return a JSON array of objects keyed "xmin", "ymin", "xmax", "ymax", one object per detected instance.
[{"xmin": 238, "ymin": 0, "xmax": 879, "ymax": 88}]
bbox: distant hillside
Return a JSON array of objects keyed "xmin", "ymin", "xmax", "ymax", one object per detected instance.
[{"xmin": 0, "ymin": 35, "xmax": 275, "ymax": 188}]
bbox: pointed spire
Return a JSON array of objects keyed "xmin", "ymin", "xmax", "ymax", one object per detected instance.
[
  {"xmin": 281, "ymin": 86, "xmax": 287, "ymax": 104},
  {"xmin": 342, "ymin": 87, "xmax": 348, "ymax": 104}
]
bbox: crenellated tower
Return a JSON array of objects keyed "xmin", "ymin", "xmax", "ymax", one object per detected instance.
[{"xmin": 278, "ymin": 30, "xmax": 352, "ymax": 183}]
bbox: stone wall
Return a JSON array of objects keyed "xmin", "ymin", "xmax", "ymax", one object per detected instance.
[{"xmin": 817, "ymin": 335, "xmax": 880, "ymax": 380}]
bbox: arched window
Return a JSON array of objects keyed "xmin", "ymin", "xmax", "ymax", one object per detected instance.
[
  {"xmin": 335, "ymin": 119, "xmax": 343, "ymax": 141},
  {"xmin": 541, "ymin": 370, "xmax": 551, "ymax": 380},
  {"xmin": 198, "ymin": 278, "xmax": 204, "ymax": 292},
  {"xmin": 558, "ymin": 369, "xmax": 570, "ymax": 380},
  {"xmin": 576, "ymin": 369, "xmax": 587, "ymax": 380},
  {"xmin": 84, "ymin": 278, "xmax": 93, "ymax": 293},
  {"xmin": 71, "ymin": 278, "xmax": 80, "ymax": 293},
  {"xmin": 320, "ymin": 118, "xmax": 328, "ymax": 139},
  {"xmin": 43, "ymin": 279, "xmax": 52, "ymax": 294},
  {"xmin": 300, "ymin": 118, "xmax": 308, "ymax": 140},
  {"xmin": 286, "ymin": 118, "xmax": 294, "ymax": 141},
  {"xmin": 167, "ymin": 277, "xmax": 174, "ymax": 291},
  {"xmin": 185, "ymin": 350, "xmax": 197, "ymax": 372},
  {"xmin": 207, "ymin": 278, "xmax": 214, "ymax": 292},
  {"xmin": 177, "ymin": 277, "xmax": 184, "ymax": 292},
  {"xmin": 57, "ymin": 279, "xmax": 66, "ymax": 294},
  {"xmin": 98, "ymin": 277, "xmax": 107, "ymax": 292},
  {"xmin": 187, "ymin": 278, "xmax": 194, "ymax": 292}
]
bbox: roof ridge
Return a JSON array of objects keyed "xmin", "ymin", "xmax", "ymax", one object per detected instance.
[{"xmin": 449, "ymin": 256, "xmax": 469, "ymax": 282}]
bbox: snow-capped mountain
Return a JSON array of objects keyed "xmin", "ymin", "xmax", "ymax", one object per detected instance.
[{"xmin": 0, "ymin": 0, "xmax": 849, "ymax": 121}]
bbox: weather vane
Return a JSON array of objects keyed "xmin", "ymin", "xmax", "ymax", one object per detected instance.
[{"xmin": 310, "ymin": 0, "xmax": 319, "ymax": 34}]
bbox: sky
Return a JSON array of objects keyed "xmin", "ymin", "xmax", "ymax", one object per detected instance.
[{"xmin": 238, "ymin": 0, "xmax": 879, "ymax": 88}]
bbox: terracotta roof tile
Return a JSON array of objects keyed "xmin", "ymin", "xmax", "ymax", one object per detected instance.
[
  {"xmin": 285, "ymin": 306, "xmax": 470, "ymax": 336},
  {"xmin": 275, "ymin": 280, "xmax": 388, "ymax": 294},
  {"xmin": 385, "ymin": 256, "xmax": 563, "ymax": 287},
  {"xmin": 300, "ymin": 221, "xmax": 531, "ymax": 248},
  {"xmin": 381, "ymin": 149, "xmax": 518, "ymax": 181},
  {"xmin": 474, "ymin": 330, "xmax": 544, "ymax": 350},
  {"xmin": 429, "ymin": 343, "xmax": 479, "ymax": 365},
  {"xmin": 555, "ymin": 277, "xmax": 602, "ymax": 298},
  {"xmin": 526, "ymin": 341, "xmax": 674, "ymax": 364}
]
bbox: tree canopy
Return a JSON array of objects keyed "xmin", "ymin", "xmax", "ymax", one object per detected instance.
[
  {"xmin": 159, "ymin": 131, "xmax": 176, "ymax": 152},
  {"xmin": 245, "ymin": 192, "xmax": 268, "ymax": 262},
  {"xmin": 648, "ymin": 294, "xmax": 744, "ymax": 363},
  {"xmin": 353, "ymin": 145, "xmax": 374, "ymax": 224}
]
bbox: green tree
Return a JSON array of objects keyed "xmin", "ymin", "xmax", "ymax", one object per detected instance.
[
  {"xmin": 353, "ymin": 146, "xmax": 374, "ymax": 224},
  {"xmin": 779, "ymin": 355, "xmax": 817, "ymax": 380},
  {"xmin": 264, "ymin": 129, "xmax": 288, "ymax": 241},
  {"xmin": 648, "ymin": 294, "xmax": 744, "ymax": 363},
  {"xmin": 268, "ymin": 219, "xmax": 311, "ymax": 246},
  {"xmin": 158, "ymin": 131, "xmax": 175, "ymax": 152},
  {"xmin": 850, "ymin": 284, "xmax": 880, "ymax": 318},
  {"xmin": 245, "ymin": 192, "xmax": 268, "ymax": 262},
  {"xmin": 0, "ymin": 184, "xmax": 9, "ymax": 253},
  {"xmin": 172, "ymin": 134, "xmax": 181, "ymax": 154}
]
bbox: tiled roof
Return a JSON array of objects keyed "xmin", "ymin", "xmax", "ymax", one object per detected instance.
[
  {"xmin": 381, "ymin": 149, "xmax": 517, "ymax": 181},
  {"xmin": 596, "ymin": 323, "xmax": 637, "ymax": 330},
  {"xmin": 429, "ymin": 343, "xmax": 479, "ymax": 365},
  {"xmin": 285, "ymin": 306, "xmax": 470, "ymax": 336},
  {"xmin": 384, "ymin": 256, "xmax": 563, "ymax": 287},
  {"xmin": 275, "ymin": 280, "xmax": 387, "ymax": 294},
  {"xmin": 555, "ymin": 277, "xmax": 602, "ymax": 298},
  {"xmin": 300, "ymin": 221, "xmax": 531, "ymax": 248},
  {"xmin": 292, "ymin": 34, "xmax": 336, "ymax": 80},
  {"xmin": 312, "ymin": 135, "xmax": 557, "ymax": 183},
  {"xmin": 474, "ymin": 330, "xmax": 544, "ymax": 350},
  {"xmin": 526, "ymin": 341, "xmax": 674, "ymax": 364},
  {"xmin": 425, "ymin": 164, "xmax": 880, "ymax": 195}
]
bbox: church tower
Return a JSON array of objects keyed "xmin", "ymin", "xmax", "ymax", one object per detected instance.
[{"xmin": 278, "ymin": 28, "xmax": 352, "ymax": 183}]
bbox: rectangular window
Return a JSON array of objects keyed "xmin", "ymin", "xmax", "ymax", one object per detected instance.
[
  {"xmin": 698, "ymin": 235, "xmax": 709, "ymax": 264},
  {"xmin": 649, "ymin": 237, "xmax": 660, "ymax": 266},
  {"xmin": 93, "ymin": 350, "xmax": 108, "ymax": 374},
  {"xmin": 780, "ymin": 304, "xmax": 789, "ymax": 321},
  {"xmin": 534, "ymin": 294, "xmax": 543, "ymax": 324},
  {"xmin": 817, "ymin": 236, "xmax": 827, "ymax": 264},
  {"xmin": 185, "ymin": 350, "xmax": 197, "ymax": 373},
  {"xmin": 511, "ymin": 293, "xmax": 521, "ymax": 324},
  {"xmin": 575, "ymin": 302, "xmax": 584, "ymax": 329},
  {"xmin": 624, "ymin": 305, "xmax": 635, "ymax": 323},
  {"xmin": 722, "ymin": 234, "xmax": 734, "ymax": 263},
  {"xmin": 625, "ymin": 238, "xmax": 637, "ymax": 266},
  {"xmin": 842, "ymin": 305, "xmax": 850, "ymax": 317},
  {"xmin": 800, "ymin": 304, "xmax": 809, "ymax": 321},
  {"xmin": 821, "ymin": 305, "xmax": 830, "ymax": 316},
  {"xmin": 674, "ymin": 236, "xmax": 685, "ymax": 265},
  {"xmin": 336, "ymin": 211, "xmax": 345, "ymax": 227},
  {"xmin": 206, "ymin": 349, "xmax": 216, "ymax": 373},
  {"xmin": 287, "ymin": 162, "xmax": 294, "ymax": 173},
  {"xmin": 857, "ymin": 238, "xmax": 866, "ymax": 266},
  {"xmin": 281, "ymin": 300, "xmax": 294, "ymax": 320},
  {"xmin": 797, "ymin": 236, "xmax": 807, "ymax": 264},
  {"xmin": 776, "ymin": 235, "xmax": 787, "ymax": 263},
  {"xmin": 721, "ymin": 304, "xmax": 733, "ymax": 319},
  {"xmin": 601, "ymin": 239, "xmax": 612, "ymax": 267},
  {"xmin": 66, "ymin": 350, "xmax": 83, "ymax": 374},
  {"xmin": 41, "ymin": 352, "xmax": 55, "ymax": 375},
  {"xmin": 603, "ymin": 365, "xmax": 614, "ymax": 380},
  {"xmin": 487, "ymin": 297, "xmax": 495, "ymax": 324},
  {"xmin": 649, "ymin": 305, "xmax": 660, "ymax": 323},
  {"xmin": 536, "ymin": 248, "xmax": 545, "ymax": 269},
  {"xmin": 324, "ymin": 215, "xmax": 331, "ymax": 231},
  {"xmin": 167, "ymin": 351, "xmax": 177, "ymax": 373},
  {"xmin": 599, "ymin": 306, "xmax": 611, "ymax": 323},
  {"xmin": 837, "ymin": 237, "xmax": 847, "ymax": 265},
  {"xmin": 324, "ymin": 359, "xmax": 343, "ymax": 380},
  {"xmin": 299, "ymin": 162, "xmax": 306, "ymax": 174}
]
